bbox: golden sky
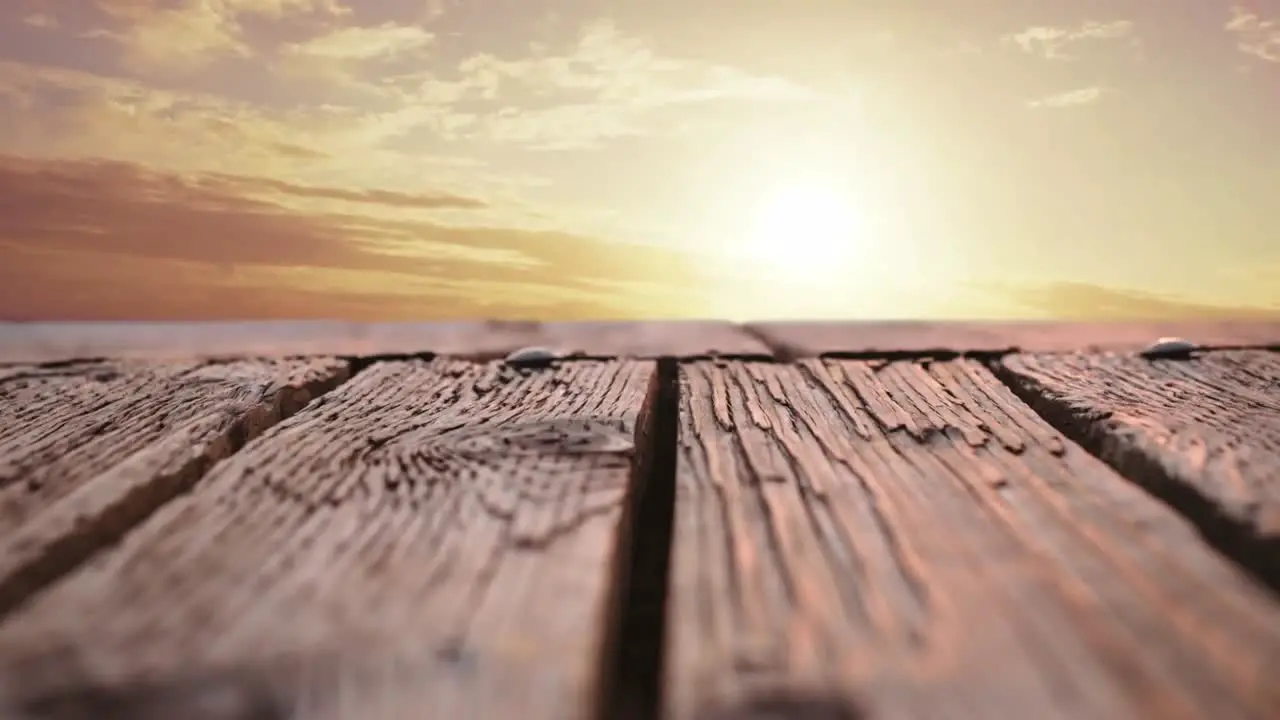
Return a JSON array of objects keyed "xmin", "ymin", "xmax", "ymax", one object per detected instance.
[{"xmin": 1, "ymin": 0, "xmax": 1278, "ymax": 321}]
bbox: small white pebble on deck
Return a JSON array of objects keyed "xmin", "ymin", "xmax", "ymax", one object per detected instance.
[
  {"xmin": 1140, "ymin": 337, "xmax": 1199, "ymax": 359},
  {"xmin": 504, "ymin": 346, "xmax": 561, "ymax": 365}
]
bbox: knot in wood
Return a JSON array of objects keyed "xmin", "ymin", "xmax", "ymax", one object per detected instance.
[{"xmin": 436, "ymin": 418, "xmax": 635, "ymax": 457}]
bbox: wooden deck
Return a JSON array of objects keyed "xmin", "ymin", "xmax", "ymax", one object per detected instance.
[{"xmin": 0, "ymin": 320, "xmax": 1277, "ymax": 720}]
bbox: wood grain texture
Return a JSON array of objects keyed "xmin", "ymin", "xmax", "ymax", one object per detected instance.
[
  {"xmin": 0, "ymin": 358, "xmax": 349, "ymax": 618},
  {"xmin": 994, "ymin": 350, "xmax": 1280, "ymax": 584},
  {"xmin": 670, "ymin": 359, "xmax": 1280, "ymax": 720},
  {"xmin": 747, "ymin": 320, "xmax": 1280, "ymax": 357},
  {"xmin": 0, "ymin": 359, "xmax": 656, "ymax": 720},
  {"xmin": 0, "ymin": 320, "xmax": 769, "ymax": 363}
]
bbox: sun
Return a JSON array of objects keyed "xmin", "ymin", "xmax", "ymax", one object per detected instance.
[{"xmin": 742, "ymin": 183, "xmax": 862, "ymax": 273}]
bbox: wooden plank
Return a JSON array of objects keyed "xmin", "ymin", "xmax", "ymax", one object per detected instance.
[
  {"xmin": 0, "ymin": 358, "xmax": 349, "ymax": 618},
  {"xmin": 0, "ymin": 320, "xmax": 770, "ymax": 363},
  {"xmin": 994, "ymin": 350, "xmax": 1280, "ymax": 585},
  {"xmin": 670, "ymin": 359, "xmax": 1280, "ymax": 719},
  {"xmin": 747, "ymin": 320, "xmax": 1280, "ymax": 357},
  {"xmin": 0, "ymin": 359, "xmax": 657, "ymax": 720}
]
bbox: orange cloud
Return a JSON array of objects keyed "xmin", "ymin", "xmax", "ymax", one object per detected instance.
[
  {"xmin": 0, "ymin": 244, "xmax": 616, "ymax": 320},
  {"xmin": 199, "ymin": 173, "xmax": 487, "ymax": 210},
  {"xmin": 0, "ymin": 154, "xmax": 705, "ymax": 320}
]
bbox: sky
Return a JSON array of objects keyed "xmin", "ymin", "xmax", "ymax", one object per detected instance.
[{"xmin": 0, "ymin": 0, "xmax": 1278, "ymax": 321}]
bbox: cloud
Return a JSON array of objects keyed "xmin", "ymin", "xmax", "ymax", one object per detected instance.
[
  {"xmin": 1028, "ymin": 85, "xmax": 1109, "ymax": 108},
  {"xmin": 200, "ymin": 173, "xmax": 487, "ymax": 210},
  {"xmin": 1004, "ymin": 20, "xmax": 1135, "ymax": 60},
  {"xmin": 317, "ymin": 19, "xmax": 823, "ymax": 151},
  {"xmin": 0, "ymin": 60, "xmax": 333, "ymax": 169},
  {"xmin": 90, "ymin": 0, "xmax": 351, "ymax": 73},
  {"xmin": 273, "ymin": 21, "xmax": 438, "ymax": 96},
  {"xmin": 0, "ymin": 244, "xmax": 614, "ymax": 321},
  {"xmin": 283, "ymin": 22, "xmax": 434, "ymax": 61},
  {"xmin": 497, "ymin": 20, "xmax": 816, "ymax": 106},
  {"xmin": 17, "ymin": 12, "xmax": 816, "ymax": 157},
  {"xmin": 0, "ymin": 59, "xmax": 492, "ymax": 193},
  {"xmin": 0, "ymin": 154, "xmax": 705, "ymax": 320},
  {"xmin": 0, "ymin": 58, "xmax": 573, "ymax": 242},
  {"xmin": 22, "ymin": 13, "xmax": 59, "ymax": 29},
  {"xmin": 992, "ymin": 281, "xmax": 1280, "ymax": 320},
  {"xmin": 434, "ymin": 20, "xmax": 819, "ymax": 149},
  {"xmin": 1227, "ymin": 6, "xmax": 1280, "ymax": 63}
]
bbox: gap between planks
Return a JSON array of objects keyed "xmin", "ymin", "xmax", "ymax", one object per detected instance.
[{"xmin": 595, "ymin": 359, "xmax": 678, "ymax": 720}]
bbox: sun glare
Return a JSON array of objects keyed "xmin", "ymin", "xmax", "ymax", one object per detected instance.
[{"xmin": 743, "ymin": 184, "xmax": 862, "ymax": 273}]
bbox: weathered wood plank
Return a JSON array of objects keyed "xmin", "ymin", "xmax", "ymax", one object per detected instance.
[
  {"xmin": 0, "ymin": 320, "xmax": 769, "ymax": 363},
  {"xmin": 0, "ymin": 358, "xmax": 349, "ymax": 619},
  {"xmin": 670, "ymin": 359, "xmax": 1280, "ymax": 719},
  {"xmin": 747, "ymin": 320, "xmax": 1280, "ymax": 357},
  {"xmin": 994, "ymin": 350, "xmax": 1280, "ymax": 585},
  {"xmin": 0, "ymin": 359, "xmax": 656, "ymax": 720}
]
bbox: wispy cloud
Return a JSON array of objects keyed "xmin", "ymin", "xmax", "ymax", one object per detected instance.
[
  {"xmin": 375, "ymin": 19, "xmax": 819, "ymax": 150},
  {"xmin": 1227, "ymin": 6, "xmax": 1280, "ymax": 63},
  {"xmin": 1004, "ymin": 20, "xmax": 1136, "ymax": 61},
  {"xmin": 273, "ymin": 20, "xmax": 440, "ymax": 95},
  {"xmin": 1028, "ymin": 85, "xmax": 1109, "ymax": 108},
  {"xmin": 199, "ymin": 173, "xmax": 488, "ymax": 210},
  {"xmin": 0, "ymin": 58, "xmax": 491, "ymax": 195},
  {"xmin": 22, "ymin": 13, "xmax": 59, "ymax": 29},
  {"xmin": 284, "ymin": 22, "xmax": 434, "ymax": 61},
  {"xmin": 0, "ymin": 60, "xmax": 332, "ymax": 169},
  {"xmin": 91, "ymin": 0, "xmax": 350, "ymax": 73}
]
